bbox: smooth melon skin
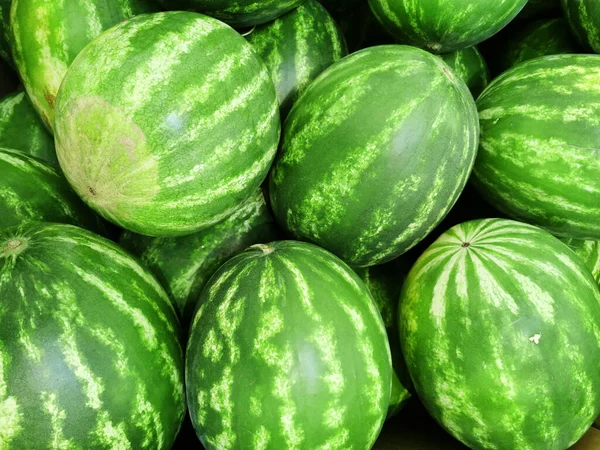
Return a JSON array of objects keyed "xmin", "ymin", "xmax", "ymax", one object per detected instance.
[
  {"xmin": 157, "ymin": 0, "xmax": 305, "ymax": 27},
  {"xmin": 474, "ymin": 54, "xmax": 600, "ymax": 241},
  {"xmin": 270, "ymin": 45, "xmax": 479, "ymax": 268},
  {"xmin": 367, "ymin": 0, "xmax": 528, "ymax": 53},
  {"xmin": 55, "ymin": 12, "xmax": 280, "ymax": 238},
  {"xmin": 186, "ymin": 240, "xmax": 392, "ymax": 450},
  {"xmin": 562, "ymin": 0, "xmax": 600, "ymax": 53},
  {"xmin": 400, "ymin": 218, "xmax": 600, "ymax": 450},
  {"xmin": 0, "ymin": 223, "xmax": 185, "ymax": 449}
]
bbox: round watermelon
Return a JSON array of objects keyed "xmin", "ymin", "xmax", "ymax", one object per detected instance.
[
  {"xmin": 186, "ymin": 240, "xmax": 392, "ymax": 449},
  {"xmin": 10, "ymin": 0, "xmax": 157, "ymax": 132},
  {"xmin": 368, "ymin": 0, "xmax": 528, "ymax": 53},
  {"xmin": 474, "ymin": 54, "xmax": 600, "ymax": 240},
  {"xmin": 120, "ymin": 189, "xmax": 278, "ymax": 327},
  {"xmin": 0, "ymin": 91, "xmax": 56, "ymax": 164},
  {"xmin": 55, "ymin": 12, "xmax": 280, "ymax": 237},
  {"xmin": 246, "ymin": 0, "xmax": 347, "ymax": 116},
  {"xmin": 0, "ymin": 148, "xmax": 105, "ymax": 233},
  {"xmin": 157, "ymin": 0, "xmax": 304, "ymax": 27},
  {"xmin": 269, "ymin": 45, "xmax": 479, "ymax": 267},
  {"xmin": 562, "ymin": 0, "xmax": 600, "ymax": 53},
  {"xmin": 0, "ymin": 222, "xmax": 185, "ymax": 449},
  {"xmin": 440, "ymin": 47, "xmax": 490, "ymax": 98},
  {"xmin": 400, "ymin": 218, "xmax": 600, "ymax": 449}
]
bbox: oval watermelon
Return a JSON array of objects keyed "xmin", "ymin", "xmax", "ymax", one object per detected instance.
[
  {"xmin": 440, "ymin": 47, "xmax": 490, "ymax": 98},
  {"xmin": 186, "ymin": 240, "xmax": 392, "ymax": 449},
  {"xmin": 562, "ymin": 0, "xmax": 600, "ymax": 52},
  {"xmin": 0, "ymin": 91, "xmax": 56, "ymax": 164},
  {"xmin": 368, "ymin": 0, "xmax": 528, "ymax": 53},
  {"xmin": 270, "ymin": 45, "xmax": 479, "ymax": 267},
  {"xmin": 10, "ymin": 0, "xmax": 157, "ymax": 131},
  {"xmin": 0, "ymin": 222, "xmax": 185, "ymax": 449},
  {"xmin": 400, "ymin": 218, "xmax": 600, "ymax": 449},
  {"xmin": 120, "ymin": 189, "xmax": 278, "ymax": 327},
  {"xmin": 55, "ymin": 12, "xmax": 280, "ymax": 237},
  {"xmin": 474, "ymin": 54, "xmax": 600, "ymax": 240},
  {"xmin": 246, "ymin": 0, "xmax": 347, "ymax": 116}
]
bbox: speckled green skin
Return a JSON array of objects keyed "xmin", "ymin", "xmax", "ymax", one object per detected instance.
[
  {"xmin": 440, "ymin": 46, "xmax": 490, "ymax": 98},
  {"xmin": 400, "ymin": 219, "xmax": 600, "ymax": 450},
  {"xmin": 0, "ymin": 223, "xmax": 185, "ymax": 449},
  {"xmin": 270, "ymin": 45, "xmax": 479, "ymax": 267},
  {"xmin": 0, "ymin": 148, "xmax": 105, "ymax": 233},
  {"xmin": 496, "ymin": 18, "xmax": 582, "ymax": 72},
  {"xmin": 0, "ymin": 0, "xmax": 11, "ymax": 65},
  {"xmin": 0, "ymin": 91, "xmax": 56, "ymax": 164},
  {"xmin": 157, "ymin": 0, "xmax": 305, "ymax": 27},
  {"xmin": 474, "ymin": 54, "xmax": 600, "ymax": 240},
  {"xmin": 368, "ymin": 0, "xmax": 528, "ymax": 53},
  {"xmin": 562, "ymin": 0, "xmax": 600, "ymax": 53},
  {"xmin": 518, "ymin": 0, "xmax": 560, "ymax": 19},
  {"xmin": 186, "ymin": 240, "xmax": 391, "ymax": 449},
  {"xmin": 246, "ymin": 0, "xmax": 347, "ymax": 116},
  {"xmin": 55, "ymin": 12, "xmax": 280, "ymax": 237},
  {"xmin": 120, "ymin": 189, "xmax": 278, "ymax": 327}
]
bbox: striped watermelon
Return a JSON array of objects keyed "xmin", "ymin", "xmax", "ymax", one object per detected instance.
[
  {"xmin": 269, "ymin": 45, "xmax": 479, "ymax": 267},
  {"xmin": 157, "ymin": 0, "xmax": 304, "ymax": 27},
  {"xmin": 186, "ymin": 240, "xmax": 392, "ymax": 449},
  {"xmin": 10, "ymin": 0, "xmax": 157, "ymax": 131},
  {"xmin": 474, "ymin": 54, "xmax": 600, "ymax": 240},
  {"xmin": 0, "ymin": 0, "xmax": 10, "ymax": 64},
  {"xmin": 440, "ymin": 47, "xmax": 490, "ymax": 98},
  {"xmin": 0, "ymin": 222, "xmax": 185, "ymax": 449},
  {"xmin": 120, "ymin": 189, "xmax": 278, "ymax": 327},
  {"xmin": 368, "ymin": 0, "xmax": 528, "ymax": 53},
  {"xmin": 55, "ymin": 12, "xmax": 280, "ymax": 237},
  {"xmin": 246, "ymin": 0, "xmax": 347, "ymax": 116},
  {"xmin": 0, "ymin": 91, "xmax": 55, "ymax": 164},
  {"xmin": 400, "ymin": 218, "xmax": 600, "ymax": 449},
  {"xmin": 563, "ymin": 0, "xmax": 600, "ymax": 53},
  {"xmin": 562, "ymin": 238, "xmax": 600, "ymax": 285},
  {"xmin": 0, "ymin": 148, "xmax": 105, "ymax": 233}
]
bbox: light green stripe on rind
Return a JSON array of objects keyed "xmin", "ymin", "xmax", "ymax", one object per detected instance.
[
  {"xmin": 246, "ymin": 0, "xmax": 347, "ymax": 116},
  {"xmin": 440, "ymin": 46, "xmax": 490, "ymax": 99},
  {"xmin": 186, "ymin": 241, "xmax": 391, "ymax": 449},
  {"xmin": 474, "ymin": 54, "xmax": 600, "ymax": 241},
  {"xmin": 0, "ymin": 223, "xmax": 185, "ymax": 449},
  {"xmin": 55, "ymin": 12, "xmax": 280, "ymax": 237},
  {"xmin": 400, "ymin": 218, "xmax": 600, "ymax": 449},
  {"xmin": 270, "ymin": 45, "xmax": 478, "ymax": 267},
  {"xmin": 562, "ymin": 0, "xmax": 600, "ymax": 53}
]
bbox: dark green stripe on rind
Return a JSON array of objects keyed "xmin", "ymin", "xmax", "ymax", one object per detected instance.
[
  {"xmin": 120, "ymin": 189, "xmax": 278, "ymax": 327},
  {"xmin": 400, "ymin": 219, "xmax": 600, "ymax": 449},
  {"xmin": 246, "ymin": 0, "xmax": 347, "ymax": 116},
  {"xmin": 368, "ymin": 0, "xmax": 528, "ymax": 53},
  {"xmin": 440, "ymin": 46, "xmax": 490, "ymax": 99},
  {"xmin": 10, "ymin": 0, "xmax": 157, "ymax": 131},
  {"xmin": 270, "ymin": 45, "xmax": 479, "ymax": 267},
  {"xmin": 186, "ymin": 240, "xmax": 391, "ymax": 449},
  {"xmin": 55, "ymin": 12, "xmax": 281, "ymax": 237},
  {"xmin": 474, "ymin": 54, "xmax": 600, "ymax": 240},
  {"xmin": 0, "ymin": 148, "xmax": 105, "ymax": 233},
  {"xmin": 0, "ymin": 223, "xmax": 185, "ymax": 449},
  {"xmin": 562, "ymin": 0, "xmax": 600, "ymax": 53},
  {"xmin": 0, "ymin": 91, "xmax": 56, "ymax": 164}
]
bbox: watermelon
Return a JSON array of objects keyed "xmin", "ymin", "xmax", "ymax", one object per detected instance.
[
  {"xmin": 0, "ymin": 222, "xmax": 185, "ymax": 449},
  {"xmin": 186, "ymin": 240, "xmax": 392, "ymax": 449},
  {"xmin": 55, "ymin": 12, "xmax": 280, "ymax": 237},
  {"xmin": 10, "ymin": 0, "xmax": 157, "ymax": 131},
  {"xmin": 440, "ymin": 47, "xmax": 490, "ymax": 98},
  {"xmin": 367, "ymin": 0, "xmax": 528, "ymax": 53},
  {"xmin": 0, "ymin": 0, "xmax": 11, "ymax": 64},
  {"xmin": 0, "ymin": 148, "xmax": 106, "ymax": 233},
  {"xmin": 562, "ymin": 238, "xmax": 600, "ymax": 285},
  {"xmin": 519, "ymin": 0, "xmax": 560, "ymax": 19},
  {"xmin": 0, "ymin": 90, "xmax": 56, "ymax": 164},
  {"xmin": 562, "ymin": 0, "xmax": 600, "ymax": 53},
  {"xmin": 120, "ymin": 189, "xmax": 278, "ymax": 327},
  {"xmin": 246, "ymin": 0, "xmax": 347, "ymax": 116},
  {"xmin": 494, "ymin": 18, "xmax": 582, "ymax": 73},
  {"xmin": 157, "ymin": 0, "xmax": 304, "ymax": 27},
  {"xmin": 474, "ymin": 54, "xmax": 600, "ymax": 240},
  {"xmin": 400, "ymin": 218, "xmax": 600, "ymax": 449},
  {"xmin": 269, "ymin": 45, "xmax": 479, "ymax": 268}
]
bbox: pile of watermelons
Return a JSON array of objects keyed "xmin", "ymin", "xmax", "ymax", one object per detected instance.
[{"xmin": 3, "ymin": 0, "xmax": 600, "ymax": 449}]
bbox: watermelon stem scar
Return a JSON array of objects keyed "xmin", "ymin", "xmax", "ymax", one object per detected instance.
[
  {"xmin": 248, "ymin": 243, "xmax": 274, "ymax": 255},
  {"xmin": 1, "ymin": 239, "xmax": 27, "ymax": 257},
  {"xmin": 461, "ymin": 242, "xmax": 470, "ymax": 248}
]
